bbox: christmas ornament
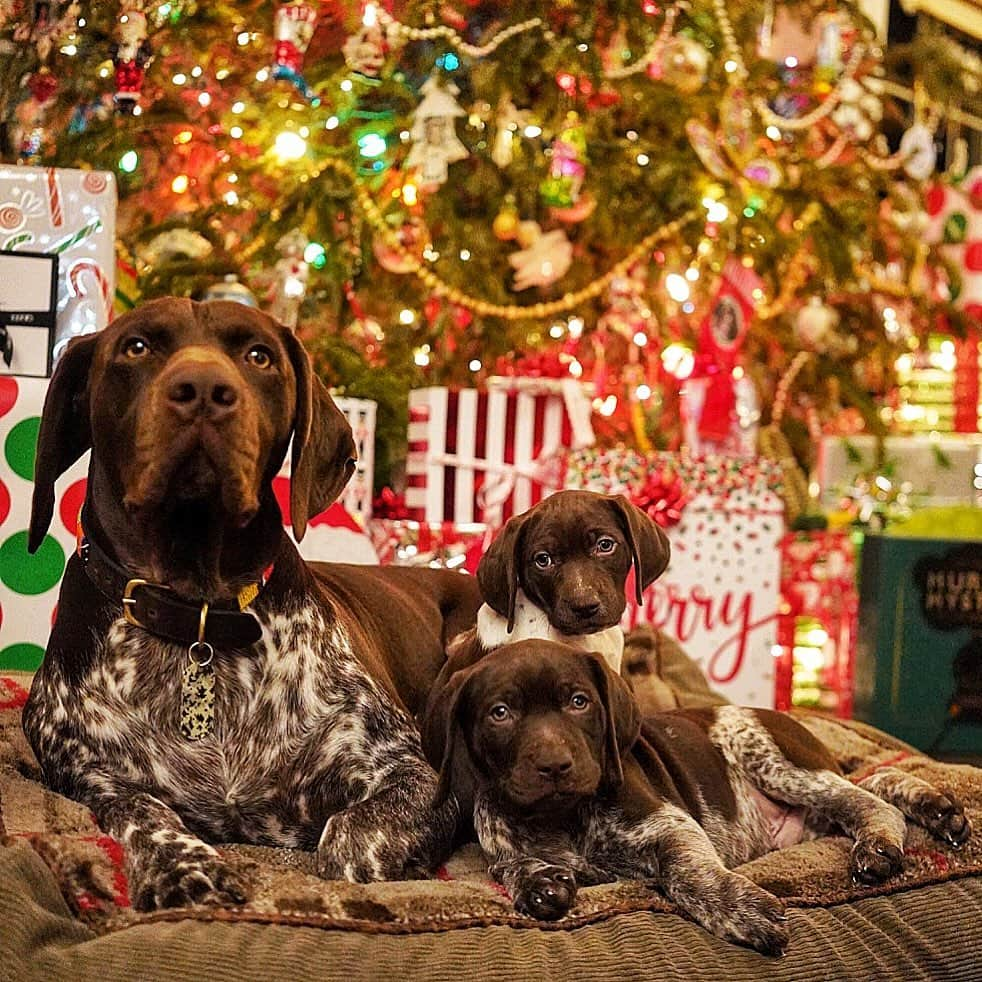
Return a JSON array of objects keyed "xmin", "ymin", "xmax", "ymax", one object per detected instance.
[
  {"xmin": 794, "ymin": 296, "xmax": 839, "ymax": 351},
  {"xmin": 272, "ymin": 0, "xmax": 319, "ymax": 101},
  {"xmin": 831, "ymin": 78, "xmax": 883, "ymax": 143},
  {"xmin": 539, "ymin": 112, "xmax": 587, "ymax": 210},
  {"xmin": 492, "ymin": 196, "xmax": 520, "ymax": 241},
  {"xmin": 372, "ymin": 214, "xmax": 427, "ymax": 273},
  {"xmin": 598, "ymin": 266, "xmax": 651, "ymax": 341},
  {"xmin": 491, "ymin": 97, "xmax": 527, "ymax": 169},
  {"xmin": 110, "ymin": 3, "xmax": 152, "ymax": 115},
  {"xmin": 900, "ymin": 124, "xmax": 937, "ymax": 182},
  {"xmin": 657, "ymin": 36, "xmax": 709, "ymax": 94},
  {"xmin": 268, "ymin": 228, "xmax": 308, "ymax": 328},
  {"xmin": 508, "ymin": 222, "xmax": 573, "ymax": 291},
  {"xmin": 201, "ymin": 274, "xmax": 259, "ymax": 307},
  {"xmin": 631, "ymin": 467, "xmax": 689, "ymax": 529},
  {"xmin": 141, "ymin": 228, "xmax": 213, "ymax": 267},
  {"xmin": 13, "ymin": 69, "xmax": 58, "ymax": 159},
  {"xmin": 405, "ymin": 76, "xmax": 468, "ymax": 188},
  {"xmin": 342, "ymin": 22, "xmax": 387, "ymax": 77}
]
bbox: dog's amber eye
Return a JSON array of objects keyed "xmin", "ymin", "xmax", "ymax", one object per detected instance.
[
  {"xmin": 594, "ymin": 536, "xmax": 616, "ymax": 555},
  {"xmin": 245, "ymin": 345, "xmax": 274, "ymax": 369},
  {"xmin": 489, "ymin": 704, "xmax": 512, "ymax": 722},
  {"xmin": 122, "ymin": 337, "xmax": 150, "ymax": 359},
  {"xmin": 533, "ymin": 551, "xmax": 553, "ymax": 569},
  {"xmin": 569, "ymin": 692, "xmax": 590, "ymax": 711}
]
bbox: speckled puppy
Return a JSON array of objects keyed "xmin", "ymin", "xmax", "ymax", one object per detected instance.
[
  {"xmin": 23, "ymin": 297, "xmax": 480, "ymax": 911},
  {"xmin": 422, "ymin": 640, "xmax": 971, "ymax": 955}
]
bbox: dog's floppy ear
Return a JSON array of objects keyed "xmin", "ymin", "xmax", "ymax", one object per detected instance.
[
  {"xmin": 605, "ymin": 494, "xmax": 671, "ymax": 604},
  {"xmin": 477, "ymin": 513, "xmax": 530, "ymax": 632},
  {"xmin": 421, "ymin": 666, "xmax": 478, "ymax": 809},
  {"xmin": 282, "ymin": 330, "xmax": 356, "ymax": 541},
  {"xmin": 29, "ymin": 334, "xmax": 99, "ymax": 553},
  {"xmin": 583, "ymin": 652, "xmax": 641, "ymax": 789}
]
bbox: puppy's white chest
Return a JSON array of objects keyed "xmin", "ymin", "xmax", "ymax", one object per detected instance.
[{"xmin": 476, "ymin": 593, "xmax": 624, "ymax": 673}]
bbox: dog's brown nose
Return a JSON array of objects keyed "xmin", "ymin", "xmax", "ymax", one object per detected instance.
[
  {"xmin": 535, "ymin": 748, "xmax": 574, "ymax": 780},
  {"xmin": 570, "ymin": 599, "xmax": 602, "ymax": 620},
  {"xmin": 166, "ymin": 362, "xmax": 239, "ymax": 422}
]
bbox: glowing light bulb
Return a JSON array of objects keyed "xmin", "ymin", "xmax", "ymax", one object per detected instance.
[
  {"xmin": 469, "ymin": 359, "xmax": 482, "ymax": 371},
  {"xmin": 665, "ymin": 273, "xmax": 690, "ymax": 302},
  {"xmin": 273, "ymin": 131, "xmax": 307, "ymax": 161},
  {"xmin": 399, "ymin": 308, "xmax": 415, "ymax": 325},
  {"xmin": 197, "ymin": 91, "xmax": 211, "ymax": 107},
  {"xmin": 523, "ymin": 124, "xmax": 542, "ymax": 138},
  {"xmin": 232, "ymin": 101, "xmax": 245, "ymax": 114},
  {"xmin": 402, "ymin": 182, "xmax": 418, "ymax": 206},
  {"xmin": 340, "ymin": 79, "xmax": 353, "ymax": 92},
  {"xmin": 633, "ymin": 331, "xmax": 648, "ymax": 347},
  {"xmin": 636, "ymin": 153, "xmax": 649, "ymax": 166},
  {"xmin": 326, "ymin": 115, "xmax": 340, "ymax": 130},
  {"xmin": 357, "ymin": 132, "xmax": 386, "ymax": 157},
  {"xmin": 568, "ymin": 317, "xmax": 584, "ymax": 338},
  {"xmin": 172, "ymin": 72, "xmax": 187, "ymax": 85},
  {"xmin": 636, "ymin": 384, "xmax": 652, "ymax": 400},
  {"xmin": 230, "ymin": 126, "xmax": 243, "ymax": 139},
  {"xmin": 118, "ymin": 150, "xmax": 139, "ymax": 173},
  {"xmin": 363, "ymin": 2, "xmax": 378, "ymax": 26},
  {"xmin": 662, "ymin": 342, "xmax": 695, "ymax": 379},
  {"xmin": 171, "ymin": 174, "xmax": 190, "ymax": 193}
]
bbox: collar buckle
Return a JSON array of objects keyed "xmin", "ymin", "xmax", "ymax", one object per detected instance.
[{"xmin": 122, "ymin": 578, "xmax": 150, "ymax": 629}]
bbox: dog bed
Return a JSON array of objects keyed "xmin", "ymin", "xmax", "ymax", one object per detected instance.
[{"xmin": 3, "ymin": 669, "xmax": 982, "ymax": 981}]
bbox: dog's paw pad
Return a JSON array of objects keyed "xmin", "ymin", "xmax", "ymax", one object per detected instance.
[
  {"xmin": 851, "ymin": 837, "xmax": 904, "ymax": 885},
  {"xmin": 917, "ymin": 791, "xmax": 972, "ymax": 848},
  {"xmin": 513, "ymin": 866, "xmax": 577, "ymax": 921}
]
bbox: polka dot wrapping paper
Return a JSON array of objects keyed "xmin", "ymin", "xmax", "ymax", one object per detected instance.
[
  {"xmin": 0, "ymin": 376, "xmax": 377, "ymax": 673},
  {"xmin": 567, "ymin": 447, "xmax": 786, "ymax": 708}
]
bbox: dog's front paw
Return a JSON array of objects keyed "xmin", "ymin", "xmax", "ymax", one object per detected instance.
[
  {"xmin": 911, "ymin": 789, "xmax": 971, "ymax": 848},
  {"xmin": 133, "ymin": 853, "xmax": 251, "ymax": 911},
  {"xmin": 693, "ymin": 874, "xmax": 789, "ymax": 956},
  {"xmin": 506, "ymin": 864, "xmax": 578, "ymax": 921},
  {"xmin": 851, "ymin": 835, "xmax": 904, "ymax": 885}
]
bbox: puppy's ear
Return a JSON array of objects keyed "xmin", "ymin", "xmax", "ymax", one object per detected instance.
[
  {"xmin": 605, "ymin": 495, "xmax": 671, "ymax": 604},
  {"xmin": 477, "ymin": 514, "xmax": 529, "ymax": 632},
  {"xmin": 282, "ymin": 330, "xmax": 356, "ymax": 541},
  {"xmin": 29, "ymin": 334, "xmax": 98, "ymax": 553},
  {"xmin": 583, "ymin": 653, "xmax": 641, "ymax": 789},
  {"xmin": 421, "ymin": 666, "xmax": 477, "ymax": 809}
]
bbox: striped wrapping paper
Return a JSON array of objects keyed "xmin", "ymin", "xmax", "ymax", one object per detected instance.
[{"xmin": 405, "ymin": 379, "xmax": 594, "ymax": 526}]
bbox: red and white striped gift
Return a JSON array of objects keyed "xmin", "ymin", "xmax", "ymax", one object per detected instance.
[{"xmin": 405, "ymin": 379, "xmax": 594, "ymax": 526}]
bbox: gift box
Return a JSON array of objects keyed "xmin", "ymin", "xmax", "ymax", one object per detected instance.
[
  {"xmin": 566, "ymin": 448, "xmax": 786, "ymax": 707},
  {"xmin": 856, "ymin": 520, "xmax": 982, "ymax": 753},
  {"xmin": 0, "ymin": 166, "xmax": 117, "ymax": 371},
  {"xmin": 776, "ymin": 529, "xmax": 859, "ymax": 717},
  {"xmin": 0, "ymin": 377, "xmax": 376, "ymax": 673},
  {"xmin": 405, "ymin": 378, "xmax": 594, "ymax": 526}
]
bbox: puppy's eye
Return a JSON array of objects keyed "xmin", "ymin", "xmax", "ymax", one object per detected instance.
[
  {"xmin": 122, "ymin": 337, "xmax": 150, "ymax": 359},
  {"xmin": 594, "ymin": 536, "xmax": 617, "ymax": 555},
  {"xmin": 533, "ymin": 551, "xmax": 553, "ymax": 569},
  {"xmin": 569, "ymin": 692, "xmax": 591, "ymax": 711},
  {"xmin": 489, "ymin": 704, "xmax": 512, "ymax": 723},
  {"xmin": 245, "ymin": 345, "xmax": 274, "ymax": 369}
]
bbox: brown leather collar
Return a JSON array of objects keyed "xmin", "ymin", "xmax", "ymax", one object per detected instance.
[{"xmin": 77, "ymin": 523, "xmax": 267, "ymax": 650}]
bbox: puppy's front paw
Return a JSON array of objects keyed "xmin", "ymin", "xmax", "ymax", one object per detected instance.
[
  {"xmin": 851, "ymin": 835, "xmax": 904, "ymax": 885},
  {"xmin": 705, "ymin": 874, "xmax": 789, "ymax": 955},
  {"xmin": 508, "ymin": 864, "xmax": 577, "ymax": 921},
  {"xmin": 911, "ymin": 789, "xmax": 971, "ymax": 848},
  {"xmin": 134, "ymin": 853, "xmax": 251, "ymax": 911}
]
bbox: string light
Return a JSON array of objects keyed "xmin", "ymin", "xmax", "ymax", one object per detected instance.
[
  {"xmin": 232, "ymin": 101, "xmax": 245, "ymax": 114},
  {"xmin": 304, "ymin": 242, "xmax": 327, "ymax": 268},
  {"xmin": 118, "ymin": 150, "xmax": 139, "ymax": 173},
  {"xmin": 171, "ymin": 174, "xmax": 190, "ymax": 193},
  {"xmin": 399, "ymin": 308, "xmax": 415, "ymax": 324},
  {"xmin": 568, "ymin": 317, "xmax": 584, "ymax": 338},
  {"xmin": 633, "ymin": 331, "xmax": 648, "ymax": 346},
  {"xmin": 326, "ymin": 115, "xmax": 339, "ymax": 130},
  {"xmin": 273, "ymin": 131, "xmax": 307, "ymax": 161},
  {"xmin": 172, "ymin": 72, "xmax": 187, "ymax": 85},
  {"xmin": 665, "ymin": 273, "xmax": 690, "ymax": 302},
  {"xmin": 469, "ymin": 359, "xmax": 482, "ymax": 371},
  {"xmin": 636, "ymin": 384, "xmax": 652, "ymax": 400}
]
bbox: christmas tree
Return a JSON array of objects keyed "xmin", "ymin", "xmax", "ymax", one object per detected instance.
[{"xmin": 0, "ymin": 0, "xmax": 977, "ymax": 492}]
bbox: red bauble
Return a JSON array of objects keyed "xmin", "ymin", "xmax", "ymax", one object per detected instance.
[
  {"xmin": 964, "ymin": 240, "xmax": 982, "ymax": 274},
  {"xmin": 630, "ymin": 469, "xmax": 689, "ymax": 528}
]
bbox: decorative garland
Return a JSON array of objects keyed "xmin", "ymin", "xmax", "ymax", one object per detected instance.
[{"xmin": 316, "ymin": 156, "xmax": 699, "ymax": 321}]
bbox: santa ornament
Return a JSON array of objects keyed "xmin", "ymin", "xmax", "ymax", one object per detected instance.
[
  {"xmin": 268, "ymin": 229, "xmax": 309, "ymax": 328},
  {"xmin": 342, "ymin": 23, "xmax": 387, "ymax": 77},
  {"xmin": 405, "ymin": 76, "xmax": 468, "ymax": 189},
  {"xmin": 110, "ymin": 3, "xmax": 152, "ymax": 115},
  {"xmin": 272, "ymin": 0, "xmax": 319, "ymax": 101}
]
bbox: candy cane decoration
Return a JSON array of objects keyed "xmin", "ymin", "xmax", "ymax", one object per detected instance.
[
  {"xmin": 50, "ymin": 217, "xmax": 102, "ymax": 255},
  {"xmin": 67, "ymin": 259, "xmax": 113, "ymax": 322},
  {"xmin": 2, "ymin": 231, "xmax": 34, "ymax": 250},
  {"xmin": 46, "ymin": 167, "xmax": 64, "ymax": 227}
]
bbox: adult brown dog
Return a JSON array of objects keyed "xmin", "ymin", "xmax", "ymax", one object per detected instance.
[
  {"xmin": 422, "ymin": 640, "xmax": 971, "ymax": 954},
  {"xmin": 23, "ymin": 297, "xmax": 480, "ymax": 910},
  {"xmin": 429, "ymin": 490, "xmax": 670, "ymax": 703}
]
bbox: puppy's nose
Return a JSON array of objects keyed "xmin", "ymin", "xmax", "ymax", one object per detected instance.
[
  {"xmin": 570, "ymin": 599, "xmax": 602, "ymax": 620},
  {"xmin": 536, "ymin": 751, "xmax": 574, "ymax": 780},
  {"xmin": 166, "ymin": 363, "xmax": 239, "ymax": 422}
]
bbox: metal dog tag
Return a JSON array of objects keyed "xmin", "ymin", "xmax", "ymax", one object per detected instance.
[{"xmin": 180, "ymin": 642, "xmax": 215, "ymax": 740}]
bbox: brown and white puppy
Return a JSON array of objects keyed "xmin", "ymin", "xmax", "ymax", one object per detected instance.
[
  {"xmin": 422, "ymin": 640, "xmax": 971, "ymax": 954},
  {"xmin": 23, "ymin": 297, "xmax": 480, "ymax": 911},
  {"xmin": 428, "ymin": 491, "xmax": 670, "ymax": 707}
]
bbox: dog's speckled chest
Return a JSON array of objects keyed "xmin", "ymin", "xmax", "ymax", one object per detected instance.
[{"xmin": 25, "ymin": 598, "xmax": 417, "ymax": 849}]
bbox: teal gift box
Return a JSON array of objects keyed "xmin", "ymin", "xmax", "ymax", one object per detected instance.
[{"xmin": 856, "ymin": 512, "xmax": 982, "ymax": 755}]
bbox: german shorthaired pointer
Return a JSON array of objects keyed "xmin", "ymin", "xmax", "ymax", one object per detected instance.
[
  {"xmin": 422, "ymin": 640, "xmax": 971, "ymax": 954},
  {"xmin": 23, "ymin": 297, "xmax": 480, "ymax": 910},
  {"xmin": 428, "ymin": 490, "xmax": 670, "ymax": 701}
]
